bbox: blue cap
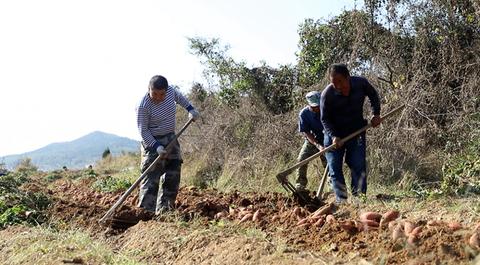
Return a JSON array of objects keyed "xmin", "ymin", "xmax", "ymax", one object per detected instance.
[{"xmin": 306, "ymin": 91, "xmax": 321, "ymax": 107}]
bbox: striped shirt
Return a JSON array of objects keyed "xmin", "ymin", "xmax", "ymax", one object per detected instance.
[{"xmin": 136, "ymin": 86, "xmax": 194, "ymax": 149}]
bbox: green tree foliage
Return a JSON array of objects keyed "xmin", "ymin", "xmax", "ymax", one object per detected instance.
[
  {"xmin": 188, "ymin": 37, "xmax": 298, "ymax": 114},
  {"xmin": 15, "ymin": 158, "xmax": 38, "ymax": 175},
  {"xmin": 297, "ymin": 11, "xmax": 375, "ymax": 87}
]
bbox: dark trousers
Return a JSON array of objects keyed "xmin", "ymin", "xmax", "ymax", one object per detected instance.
[{"xmin": 137, "ymin": 133, "xmax": 182, "ymax": 214}]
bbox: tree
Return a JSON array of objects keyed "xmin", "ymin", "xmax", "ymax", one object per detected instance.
[
  {"xmin": 188, "ymin": 37, "xmax": 298, "ymax": 114},
  {"xmin": 15, "ymin": 158, "xmax": 38, "ymax": 173},
  {"xmin": 102, "ymin": 148, "xmax": 111, "ymax": 159}
]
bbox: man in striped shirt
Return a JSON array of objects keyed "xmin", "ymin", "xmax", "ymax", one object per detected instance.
[{"xmin": 136, "ymin": 75, "xmax": 200, "ymax": 214}]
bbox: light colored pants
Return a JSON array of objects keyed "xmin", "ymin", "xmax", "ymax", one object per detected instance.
[{"xmin": 296, "ymin": 141, "xmax": 327, "ymax": 188}]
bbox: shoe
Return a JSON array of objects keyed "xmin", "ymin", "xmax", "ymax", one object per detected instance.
[
  {"xmin": 155, "ymin": 205, "xmax": 173, "ymax": 216},
  {"xmin": 137, "ymin": 207, "xmax": 155, "ymax": 221},
  {"xmin": 335, "ymin": 198, "xmax": 348, "ymax": 206},
  {"xmin": 295, "ymin": 183, "xmax": 307, "ymax": 191}
]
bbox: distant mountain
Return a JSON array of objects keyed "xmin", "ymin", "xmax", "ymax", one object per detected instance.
[{"xmin": 1, "ymin": 131, "xmax": 140, "ymax": 171}]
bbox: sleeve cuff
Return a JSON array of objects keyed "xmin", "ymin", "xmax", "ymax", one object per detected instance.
[
  {"xmin": 186, "ymin": 105, "xmax": 194, "ymax": 112},
  {"xmin": 152, "ymin": 141, "xmax": 162, "ymax": 151}
]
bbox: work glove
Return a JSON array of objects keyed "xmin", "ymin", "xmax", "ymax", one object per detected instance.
[
  {"xmin": 188, "ymin": 109, "xmax": 200, "ymax": 121},
  {"xmin": 315, "ymin": 143, "xmax": 324, "ymax": 152},
  {"xmin": 156, "ymin": 145, "xmax": 167, "ymax": 156}
]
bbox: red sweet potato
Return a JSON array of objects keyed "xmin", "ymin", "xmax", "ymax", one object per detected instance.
[
  {"xmin": 404, "ymin": 221, "xmax": 415, "ymax": 236},
  {"xmin": 360, "ymin": 212, "xmax": 382, "ymax": 223},
  {"xmin": 252, "ymin": 210, "xmax": 263, "ymax": 222},
  {"xmin": 469, "ymin": 232, "xmax": 479, "ymax": 249},
  {"xmin": 239, "ymin": 213, "xmax": 253, "ymax": 223}
]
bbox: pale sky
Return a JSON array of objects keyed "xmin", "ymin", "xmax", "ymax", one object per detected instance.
[{"xmin": 0, "ymin": 0, "xmax": 360, "ymax": 156}]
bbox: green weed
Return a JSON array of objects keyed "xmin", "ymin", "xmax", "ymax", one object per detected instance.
[
  {"xmin": 0, "ymin": 173, "xmax": 50, "ymax": 229},
  {"xmin": 92, "ymin": 175, "xmax": 132, "ymax": 193}
]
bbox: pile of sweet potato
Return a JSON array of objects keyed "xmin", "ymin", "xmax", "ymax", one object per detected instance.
[{"xmin": 213, "ymin": 204, "xmax": 480, "ymax": 250}]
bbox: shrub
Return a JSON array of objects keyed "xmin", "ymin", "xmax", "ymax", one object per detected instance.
[
  {"xmin": 0, "ymin": 173, "xmax": 50, "ymax": 229},
  {"xmin": 92, "ymin": 176, "xmax": 132, "ymax": 193}
]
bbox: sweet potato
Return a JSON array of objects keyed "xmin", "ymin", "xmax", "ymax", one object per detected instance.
[
  {"xmin": 407, "ymin": 234, "xmax": 418, "ymax": 246},
  {"xmin": 240, "ymin": 208, "xmax": 252, "ymax": 215},
  {"xmin": 271, "ymin": 215, "xmax": 279, "ymax": 222},
  {"xmin": 427, "ymin": 220, "xmax": 445, "ymax": 227},
  {"xmin": 293, "ymin": 207, "xmax": 302, "ymax": 216},
  {"xmin": 388, "ymin": 221, "xmax": 397, "ymax": 232},
  {"xmin": 293, "ymin": 207, "xmax": 307, "ymax": 219},
  {"xmin": 237, "ymin": 212, "xmax": 245, "ymax": 220},
  {"xmin": 238, "ymin": 209, "xmax": 252, "ymax": 220},
  {"xmin": 252, "ymin": 210, "xmax": 263, "ymax": 222},
  {"xmin": 360, "ymin": 212, "xmax": 382, "ymax": 223},
  {"xmin": 411, "ymin": 226, "xmax": 423, "ymax": 236},
  {"xmin": 469, "ymin": 232, "xmax": 479, "ymax": 249},
  {"xmin": 363, "ymin": 224, "xmax": 379, "ymax": 232},
  {"xmin": 297, "ymin": 222, "xmax": 310, "ymax": 229},
  {"xmin": 392, "ymin": 224, "xmax": 403, "ymax": 241},
  {"xmin": 300, "ymin": 208, "xmax": 310, "ymax": 217},
  {"xmin": 362, "ymin": 219, "xmax": 379, "ymax": 226},
  {"xmin": 296, "ymin": 217, "xmax": 309, "ymax": 226},
  {"xmin": 382, "ymin": 210, "xmax": 400, "ymax": 222},
  {"xmin": 239, "ymin": 213, "xmax": 253, "ymax": 223},
  {"xmin": 340, "ymin": 220, "xmax": 357, "ymax": 233},
  {"xmin": 448, "ymin": 222, "xmax": 462, "ymax": 231},
  {"xmin": 313, "ymin": 217, "xmax": 325, "ymax": 227},
  {"xmin": 308, "ymin": 216, "xmax": 321, "ymax": 224},
  {"xmin": 214, "ymin": 211, "xmax": 228, "ymax": 220},
  {"xmin": 312, "ymin": 203, "xmax": 334, "ymax": 218},
  {"xmin": 326, "ymin": 214, "xmax": 336, "ymax": 224},
  {"xmin": 404, "ymin": 221, "xmax": 415, "ymax": 236},
  {"xmin": 380, "ymin": 210, "xmax": 400, "ymax": 228}
]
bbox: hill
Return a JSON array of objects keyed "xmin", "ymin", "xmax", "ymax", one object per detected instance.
[{"xmin": 1, "ymin": 131, "xmax": 140, "ymax": 170}]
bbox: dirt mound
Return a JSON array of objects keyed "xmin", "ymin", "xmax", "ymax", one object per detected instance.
[
  {"xmin": 48, "ymin": 181, "xmax": 296, "ymax": 231},
  {"xmin": 116, "ymin": 220, "xmax": 333, "ymax": 265},
  {"xmin": 175, "ymin": 187, "xmax": 295, "ymax": 221},
  {"xmin": 48, "ymin": 179, "xmax": 144, "ymax": 231},
  {"xmin": 44, "ymin": 179, "xmax": 479, "ymax": 264}
]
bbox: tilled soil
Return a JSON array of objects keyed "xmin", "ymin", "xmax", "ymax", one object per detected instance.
[{"xmin": 44, "ymin": 178, "xmax": 480, "ymax": 264}]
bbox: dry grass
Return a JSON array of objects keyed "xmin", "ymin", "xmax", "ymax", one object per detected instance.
[{"xmin": 0, "ymin": 225, "xmax": 142, "ymax": 265}]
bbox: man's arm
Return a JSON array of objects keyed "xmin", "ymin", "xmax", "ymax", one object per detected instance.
[
  {"xmin": 173, "ymin": 86, "xmax": 200, "ymax": 121},
  {"xmin": 320, "ymin": 91, "xmax": 339, "ymax": 138},
  {"xmin": 303, "ymin": 132, "xmax": 323, "ymax": 149},
  {"xmin": 172, "ymin": 86, "xmax": 194, "ymax": 111},
  {"xmin": 364, "ymin": 79, "xmax": 381, "ymax": 127},
  {"xmin": 137, "ymin": 106, "xmax": 162, "ymax": 151},
  {"xmin": 299, "ymin": 112, "xmax": 321, "ymax": 148}
]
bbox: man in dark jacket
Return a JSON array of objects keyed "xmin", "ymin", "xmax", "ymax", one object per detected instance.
[{"xmin": 320, "ymin": 64, "xmax": 381, "ymax": 202}]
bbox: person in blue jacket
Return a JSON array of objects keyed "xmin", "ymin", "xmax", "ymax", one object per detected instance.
[{"xmin": 296, "ymin": 91, "xmax": 327, "ymax": 191}]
